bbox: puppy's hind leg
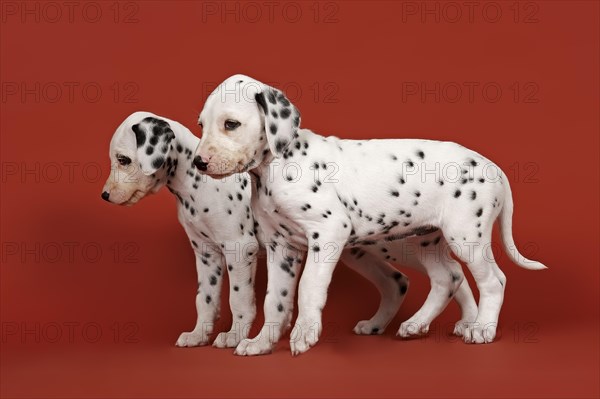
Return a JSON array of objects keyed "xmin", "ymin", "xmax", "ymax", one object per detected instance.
[
  {"xmin": 341, "ymin": 249, "xmax": 409, "ymax": 335},
  {"xmin": 443, "ymin": 222, "xmax": 505, "ymax": 344},
  {"xmin": 449, "ymin": 259, "xmax": 479, "ymax": 338},
  {"xmin": 397, "ymin": 235, "xmax": 469, "ymax": 338}
]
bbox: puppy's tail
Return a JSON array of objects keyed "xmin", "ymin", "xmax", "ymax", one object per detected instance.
[{"xmin": 498, "ymin": 176, "xmax": 547, "ymax": 271}]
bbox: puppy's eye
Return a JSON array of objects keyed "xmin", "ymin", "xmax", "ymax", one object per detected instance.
[
  {"xmin": 116, "ymin": 154, "xmax": 131, "ymax": 166},
  {"xmin": 224, "ymin": 120, "xmax": 241, "ymax": 131}
]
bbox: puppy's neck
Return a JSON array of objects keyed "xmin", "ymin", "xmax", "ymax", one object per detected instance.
[
  {"xmin": 250, "ymin": 128, "xmax": 313, "ymax": 183},
  {"xmin": 157, "ymin": 127, "xmax": 202, "ymax": 195}
]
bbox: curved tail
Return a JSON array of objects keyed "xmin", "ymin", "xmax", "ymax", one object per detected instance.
[{"xmin": 498, "ymin": 177, "xmax": 547, "ymax": 270}]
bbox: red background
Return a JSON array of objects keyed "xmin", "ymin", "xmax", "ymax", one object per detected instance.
[{"xmin": 1, "ymin": 1, "xmax": 598, "ymax": 398}]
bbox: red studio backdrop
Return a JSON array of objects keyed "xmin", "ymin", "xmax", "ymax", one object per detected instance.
[{"xmin": 1, "ymin": 2, "xmax": 598, "ymax": 398}]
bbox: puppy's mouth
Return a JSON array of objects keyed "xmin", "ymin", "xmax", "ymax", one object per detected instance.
[
  {"xmin": 122, "ymin": 190, "xmax": 148, "ymax": 206},
  {"xmin": 204, "ymin": 170, "xmax": 234, "ymax": 179},
  {"xmin": 242, "ymin": 159, "xmax": 256, "ymax": 171},
  {"xmin": 232, "ymin": 159, "xmax": 256, "ymax": 175},
  {"xmin": 203, "ymin": 160, "xmax": 255, "ymax": 179}
]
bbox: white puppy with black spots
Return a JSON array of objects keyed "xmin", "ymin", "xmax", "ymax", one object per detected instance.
[
  {"xmin": 193, "ymin": 74, "xmax": 547, "ymax": 356},
  {"xmin": 101, "ymin": 112, "xmax": 479, "ymax": 353},
  {"xmin": 101, "ymin": 111, "xmax": 259, "ymax": 348}
]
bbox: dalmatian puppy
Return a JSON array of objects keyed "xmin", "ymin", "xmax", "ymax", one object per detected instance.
[
  {"xmin": 101, "ymin": 111, "xmax": 259, "ymax": 348},
  {"xmin": 101, "ymin": 111, "xmax": 476, "ymax": 351},
  {"xmin": 193, "ymin": 74, "xmax": 547, "ymax": 356}
]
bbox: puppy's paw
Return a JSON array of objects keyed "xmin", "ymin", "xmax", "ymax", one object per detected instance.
[
  {"xmin": 453, "ymin": 316, "xmax": 476, "ymax": 338},
  {"xmin": 175, "ymin": 331, "xmax": 209, "ymax": 347},
  {"xmin": 454, "ymin": 306, "xmax": 478, "ymax": 338},
  {"xmin": 213, "ymin": 330, "xmax": 244, "ymax": 348},
  {"xmin": 463, "ymin": 322, "xmax": 496, "ymax": 344},
  {"xmin": 453, "ymin": 320, "xmax": 468, "ymax": 338},
  {"xmin": 353, "ymin": 320, "xmax": 384, "ymax": 335},
  {"xmin": 397, "ymin": 320, "xmax": 430, "ymax": 338},
  {"xmin": 234, "ymin": 336, "xmax": 275, "ymax": 356},
  {"xmin": 290, "ymin": 318, "xmax": 321, "ymax": 356}
]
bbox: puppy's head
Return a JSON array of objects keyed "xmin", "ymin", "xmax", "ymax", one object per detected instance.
[
  {"xmin": 193, "ymin": 74, "xmax": 301, "ymax": 178},
  {"xmin": 101, "ymin": 112, "xmax": 175, "ymax": 205}
]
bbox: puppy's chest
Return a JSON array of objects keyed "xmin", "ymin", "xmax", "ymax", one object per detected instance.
[
  {"xmin": 176, "ymin": 195, "xmax": 213, "ymax": 232},
  {"xmin": 251, "ymin": 177, "xmax": 307, "ymax": 248},
  {"xmin": 170, "ymin": 182, "xmax": 226, "ymax": 239}
]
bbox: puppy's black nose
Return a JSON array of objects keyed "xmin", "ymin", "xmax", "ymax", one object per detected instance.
[
  {"xmin": 101, "ymin": 191, "xmax": 110, "ymax": 201},
  {"xmin": 193, "ymin": 155, "xmax": 208, "ymax": 171}
]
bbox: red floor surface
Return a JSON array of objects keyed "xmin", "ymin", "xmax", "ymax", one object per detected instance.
[
  {"xmin": 3, "ymin": 325, "xmax": 600, "ymax": 399},
  {"xmin": 2, "ymin": 255, "xmax": 599, "ymax": 398}
]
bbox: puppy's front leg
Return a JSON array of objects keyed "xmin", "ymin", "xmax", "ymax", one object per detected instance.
[
  {"xmin": 290, "ymin": 235, "xmax": 347, "ymax": 356},
  {"xmin": 213, "ymin": 239, "xmax": 258, "ymax": 348},
  {"xmin": 176, "ymin": 244, "xmax": 223, "ymax": 347},
  {"xmin": 234, "ymin": 243, "xmax": 304, "ymax": 356}
]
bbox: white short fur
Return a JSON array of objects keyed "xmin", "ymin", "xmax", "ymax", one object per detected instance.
[
  {"xmin": 102, "ymin": 111, "xmax": 258, "ymax": 348},
  {"xmin": 194, "ymin": 75, "xmax": 546, "ymax": 355},
  {"xmin": 102, "ymin": 112, "xmax": 479, "ymax": 354}
]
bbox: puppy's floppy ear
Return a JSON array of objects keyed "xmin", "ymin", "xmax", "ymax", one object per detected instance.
[
  {"xmin": 255, "ymin": 87, "xmax": 301, "ymax": 158},
  {"xmin": 131, "ymin": 117, "xmax": 175, "ymax": 175}
]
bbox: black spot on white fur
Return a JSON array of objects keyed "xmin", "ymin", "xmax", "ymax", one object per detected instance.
[
  {"xmin": 131, "ymin": 124, "xmax": 146, "ymax": 147},
  {"xmin": 152, "ymin": 157, "xmax": 165, "ymax": 169}
]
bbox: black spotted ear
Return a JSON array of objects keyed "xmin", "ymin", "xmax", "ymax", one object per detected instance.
[
  {"xmin": 132, "ymin": 117, "xmax": 175, "ymax": 175},
  {"xmin": 132, "ymin": 123, "xmax": 147, "ymax": 148},
  {"xmin": 255, "ymin": 87, "xmax": 300, "ymax": 158}
]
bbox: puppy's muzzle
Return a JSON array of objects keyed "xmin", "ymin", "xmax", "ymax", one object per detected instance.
[{"xmin": 193, "ymin": 155, "xmax": 208, "ymax": 171}]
